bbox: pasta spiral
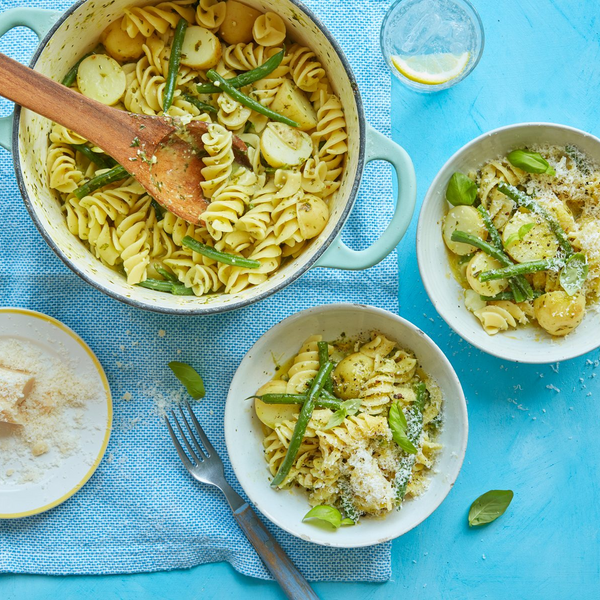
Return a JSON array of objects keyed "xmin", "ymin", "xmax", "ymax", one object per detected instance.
[
  {"xmin": 47, "ymin": 144, "xmax": 85, "ymax": 193},
  {"xmin": 195, "ymin": 0, "xmax": 226, "ymax": 32},
  {"xmin": 252, "ymin": 12, "xmax": 286, "ymax": 47},
  {"xmin": 121, "ymin": 0, "xmax": 196, "ymax": 38},
  {"xmin": 200, "ymin": 124, "xmax": 234, "ymax": 198},
  {"xmin": 288, "ymin": 44, "xmax": 326, "ymax": 92},
  {"xmin": 223, "ymin": 43, "xmax": 280, "ymax": 71}
]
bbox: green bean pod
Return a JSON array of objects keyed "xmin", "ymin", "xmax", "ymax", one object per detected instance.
[
  {"xmin": 479, "ymin": 258, "xmax": 563, "ymax": 282},
  {"xmin": 74, "ymin": 165, "xmax": 128, "ymax": 199},
  {"xmin": 250, "ymin": 393, "xmax": 342, "ymax": 410},
  {"xmin": 271, "ymin": 361, "xmax": 335, "ymax": 488},
  {"xmin": 196, "ymin": 48, "xmax": 285, "ymax": 94},
  {"xmin": 162, "ymin": 18, "xmax": 188, "ymax": 112},
  {"xmin": 476, "ymin": 205, "xmax": 533, "ymax": 302},
  {"xmin": 182, "ymin": 236, "xmax": 260, "ymax": 269},
  {"xmin": 317, "ymin": 341, "xmax": 333, "ymax": 393},
  {"xmin": 182, "ymin": 93, "xmax": 218, "ymax": 113},
  {"xmin": 497, "ymin": 183, "xmax": 573, "ymax": 256},
  {"xmin": 138, "ymin": 278, "xmax": 194, "ymax": 295},
  {"xmin": 70, "ymin": 144, "xmax": 115, "ymax": 169},
  {"xmin": 206, "ymin": 70, "xmax": 299, "ymax": 128}
]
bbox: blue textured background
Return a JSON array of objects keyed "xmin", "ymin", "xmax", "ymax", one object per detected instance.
[{"xmin": 3, "ymin": 0, "xmax": 600, "ymax": 598}]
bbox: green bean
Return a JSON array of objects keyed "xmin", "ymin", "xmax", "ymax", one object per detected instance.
[
  {"xmin": 317, "ymin": 341, "xmax": 333, "ymax": 393},
  {"xmin": 138, "ymin": 278, "xmax": 194, "ymax": 295},
  {"xmin": 163, "ymin": 18, "xmax": 188, "ymax": 112},
  {"xmin": 155, "ymin": 265, "xmax": 177, "ymax": 282},
  {"xmin": 476, "ymin": 205, "xmax": 533, "ymax": 302},
  {"xmin": 182, "ymin": 93, "xmax": 217, "ymax": 114},
  {"xmin": 497, "ymin": 182, "xmax": 573, "ymax": 256},
  {"xmin": 481, "ymin": 290, "xmax": 543, "ymax": 301},
  {"xmin": 451, "ymin": 231, "xmax": 512, "ymax": 265},
  {"xmin": 182, "ymin": 236, "xmax": 260, "ymax": 269},
  {"xmin": 479, "ymin": 258, "xmax": 563, "ymax": 282},
  {"xmin": 250, "ymin": 393, "xmax": 341, "ymax": 410},
  {"xmin": 271, "ymin": 361, "xmax": 335, "ymax": 488},
  {"xmin": 151, "ymin": 199, "xmax": 165, "ymax": 218},
  {"xmin": 74, "ymin": 165, "xmax": 128, "ymax": 199},
  {"xmin": 206, "ymin": 70, "xmax": 299, "ymax": 128},
  {"xmin": 70, "ymin": 144, "xmax": 115, "ymax": 169},
  {"xmin": 197, "ymin": 49, "xmax": 284, "ymax": 94}
]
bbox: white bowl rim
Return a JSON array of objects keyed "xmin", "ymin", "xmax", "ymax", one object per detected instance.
[
  {"xmin": 224, "ymin": 302, "xmax": 469, "ymax": 547},
  {"xmin": 417, "ymin": 121, "xmax": 600, "ymax": 364}
]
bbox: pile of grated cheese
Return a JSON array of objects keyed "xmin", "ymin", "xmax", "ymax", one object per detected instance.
[{"xmin": 0, "ymin": 338, "xmax": 100, "ymax": 484}]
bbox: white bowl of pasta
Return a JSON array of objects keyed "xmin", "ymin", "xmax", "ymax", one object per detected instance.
[
  {"xmin": 418, "ymin": 122, "xmax": 600, "ymax": 363},
  {"xmin": 0, "ymin": 0, "xmax": 416, "ymax": 315},
  {"xmin": 224, "ymin": 303, "xmax": 467, "ymax": 547}
]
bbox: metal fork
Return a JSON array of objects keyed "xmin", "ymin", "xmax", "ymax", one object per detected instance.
[{"xmin": 165, "ymin": 401, "xmax": 320, "ymax": 600}]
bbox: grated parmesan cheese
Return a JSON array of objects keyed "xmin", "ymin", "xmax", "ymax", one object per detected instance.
[{"xmin": 0, "ymin": 338, "xmax": 102, "ymax": 484}]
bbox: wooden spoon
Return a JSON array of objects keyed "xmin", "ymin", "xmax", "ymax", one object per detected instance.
[{"xmin": 0, "ymin": 53, "xmax": 248, "ymax": 224}]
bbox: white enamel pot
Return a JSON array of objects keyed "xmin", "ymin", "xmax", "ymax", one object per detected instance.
[{"xmin": 0, "ymin": 0, "xmax": 416, "ymax": 315}]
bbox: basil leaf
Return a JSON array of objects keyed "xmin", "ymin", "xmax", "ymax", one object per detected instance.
[
  {"xmin": 340, "ymin": 518, "xmax": 355, "ymax": 526},
  {"xmin": 168, "ymin": 361, "xmax": 205, "ymax": 399},
  {"xmin": 505, "ymin": 222, "xmax": 536, "ymax": 247},
  {"xmin": 468, "ymin": 490, "xmax": 514, "ymax": 527},
  {"xmin": 388, "ymin": 402, "xmax": 417, "ymax": 454},
  {"xmin": 303, "ymin": 505, "xmax": 342, "ymax": 529},
  {"xmin": 341, "ymin": 398, "xmax": 361, "ymax": 416},
  {"xmin": 446, "ymin": 172, "xmax": 478, "ymax": 206},
  {"xmin": 324, "ymin": 409, "xmax": 346, "ymax": 430},
  {"xmin": 560, "ymin": 252, "xmax": 588, "ymax": 296},
  {"xmin": 507, "ymin": 149, "xmax": 555, "ymax": 175}
]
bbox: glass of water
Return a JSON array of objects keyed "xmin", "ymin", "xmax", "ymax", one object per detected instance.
[{"xmin": 381, "ymin": 0, "xmax": 484, "ymax": 92}]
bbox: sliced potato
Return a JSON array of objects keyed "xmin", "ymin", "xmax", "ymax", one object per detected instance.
[
  {"xmin": 260, "ymin": 122, "xmax": 312, "ymax": 168},
  {"xmin": 297, "ymin": 194, "xmax": 329, "ymax": 239},
  {"xmin": 254, "ymin": 379, "xmax": 299, "ymax": 428},
  {"xmin": 534, "ymin": 291, "xmax": 585, "ymax": 336},
  {"xmin": 77, "ymin": 54, "xmax": 126, "ymax": 105},
  {"xmin": 219, "ymin": 0, "xmax": 262, "ymax": 44},
  {"xmin": 502, "ymin": 211, "xmax": 559, "ymax": 263},
  {"xmin": 180, "ymin": 26, "xmax": 222, "ymax": 69},
  {"xmin": 333, "ymin": 352, "xmax": 374, "ymax": 400},
  {"xmin": 101, "ymin": 20, "xmax": 145, "ymax": 62},
  {"xmin": 270, "ymin": 80, "xmax": 318, "ymax": 132},
  {"xmin": 466, "ymin": 251, "xmax": 509, "ymax": 296},
  {"xmin": 443, "ymin": 205, "xmax": 487, "ymax": 255}
]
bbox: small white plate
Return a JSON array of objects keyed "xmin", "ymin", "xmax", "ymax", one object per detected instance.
[
  {"xmin": 224, "ymin": 304, "xmax": 467, "ymax": 547},
  {"xmin": 0, "ymin": 308, "xmax": 112, "ymax": 518}
]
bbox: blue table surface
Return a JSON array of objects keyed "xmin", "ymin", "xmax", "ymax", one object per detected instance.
[{"xmin": 3, "ymin": 0, "xmax": 600, "ymax": 598}]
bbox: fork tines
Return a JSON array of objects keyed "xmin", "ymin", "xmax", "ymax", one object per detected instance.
[{"xmin": 165, "ymin": 401, "xmax": 217, "ymax": 467}]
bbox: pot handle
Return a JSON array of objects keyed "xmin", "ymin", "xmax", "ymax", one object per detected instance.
[
  {"xmin": 0, "ymin": 7, "xmax": 62, "ymax": 151},
  {"xmin": 315, "ymin": 124, "xmax": 416, "ymax": 270}
]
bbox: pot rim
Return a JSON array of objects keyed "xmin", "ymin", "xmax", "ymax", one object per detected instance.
[{"xmin": 12, "ymin": 0, "xmax": 366, "ymax": 315}]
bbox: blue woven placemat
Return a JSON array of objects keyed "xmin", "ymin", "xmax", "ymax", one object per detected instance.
[{"xmin": 0, "ymin": 0, "xmax": 399, "ymax": 581}]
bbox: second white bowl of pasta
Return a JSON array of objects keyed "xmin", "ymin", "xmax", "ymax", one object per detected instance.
[
  {"xmin": 418, "ymin": 122, "xmax": 600, "ymax": 363},
  {"xmin": 224, "ymin": 303, "xmax": 467, "ymax": 547}
]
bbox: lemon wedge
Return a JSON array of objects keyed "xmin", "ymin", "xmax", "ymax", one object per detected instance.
[{"xmin": 392, "ymin": 52, "xmax": 470, "ymax": 85}]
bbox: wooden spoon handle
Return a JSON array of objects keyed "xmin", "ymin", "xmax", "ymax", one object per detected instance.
[{"xmin": 0, "ymin": 52, "xmax": 134, "ymax": 150}]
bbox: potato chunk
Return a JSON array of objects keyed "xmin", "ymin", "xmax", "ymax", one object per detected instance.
[
  {"xmin": 502, "ymin": 211, "xmax": 558, "ymax": 263},
  {"xmin": 260, "ymin": 122, "xmax": 312, "ymax": 168},
  {"xmin": 297, "ymin": 194, "xmax": 329, "ymax": 239},
  {"xmin": 101, "ymin": 20, "xmax": 145, "ymax": 62},
  {"xmin": 466, "ymin": 252, "xmax": 509, "ymax": 297},
  {"xmin": 333, "ymin": 353, "xmax": 374, "ymax": 400},
  {"xmin": 443, "ymin": 206, "xmax": 487, "ymax": 255},
  {"xmin": 180, "ymin": 26, "xmax": 222, "ymax": 69},
  {"xmin": 534, "ymin": 291, "xmax": 585, "ymax": 336},
  {"xmin": 77, "ymin": 54, "xmax": 126, "ymax": 105},
  {"xmin": 270, "ymin": 80, "xmax": 318, "ymax": 132},
  {"xmin": 219, "ymin": 1, "xmax": 262, "ymax": 44}
]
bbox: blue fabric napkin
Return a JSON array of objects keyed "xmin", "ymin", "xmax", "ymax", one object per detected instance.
[{"xmin": 0, "ymin": 0, "xmax": 399, "ymax": 581}]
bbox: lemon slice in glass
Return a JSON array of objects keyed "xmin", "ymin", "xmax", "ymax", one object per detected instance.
[{"xmin": 392, "ymin": 52, "xmax": 470, "ymax": 85}]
